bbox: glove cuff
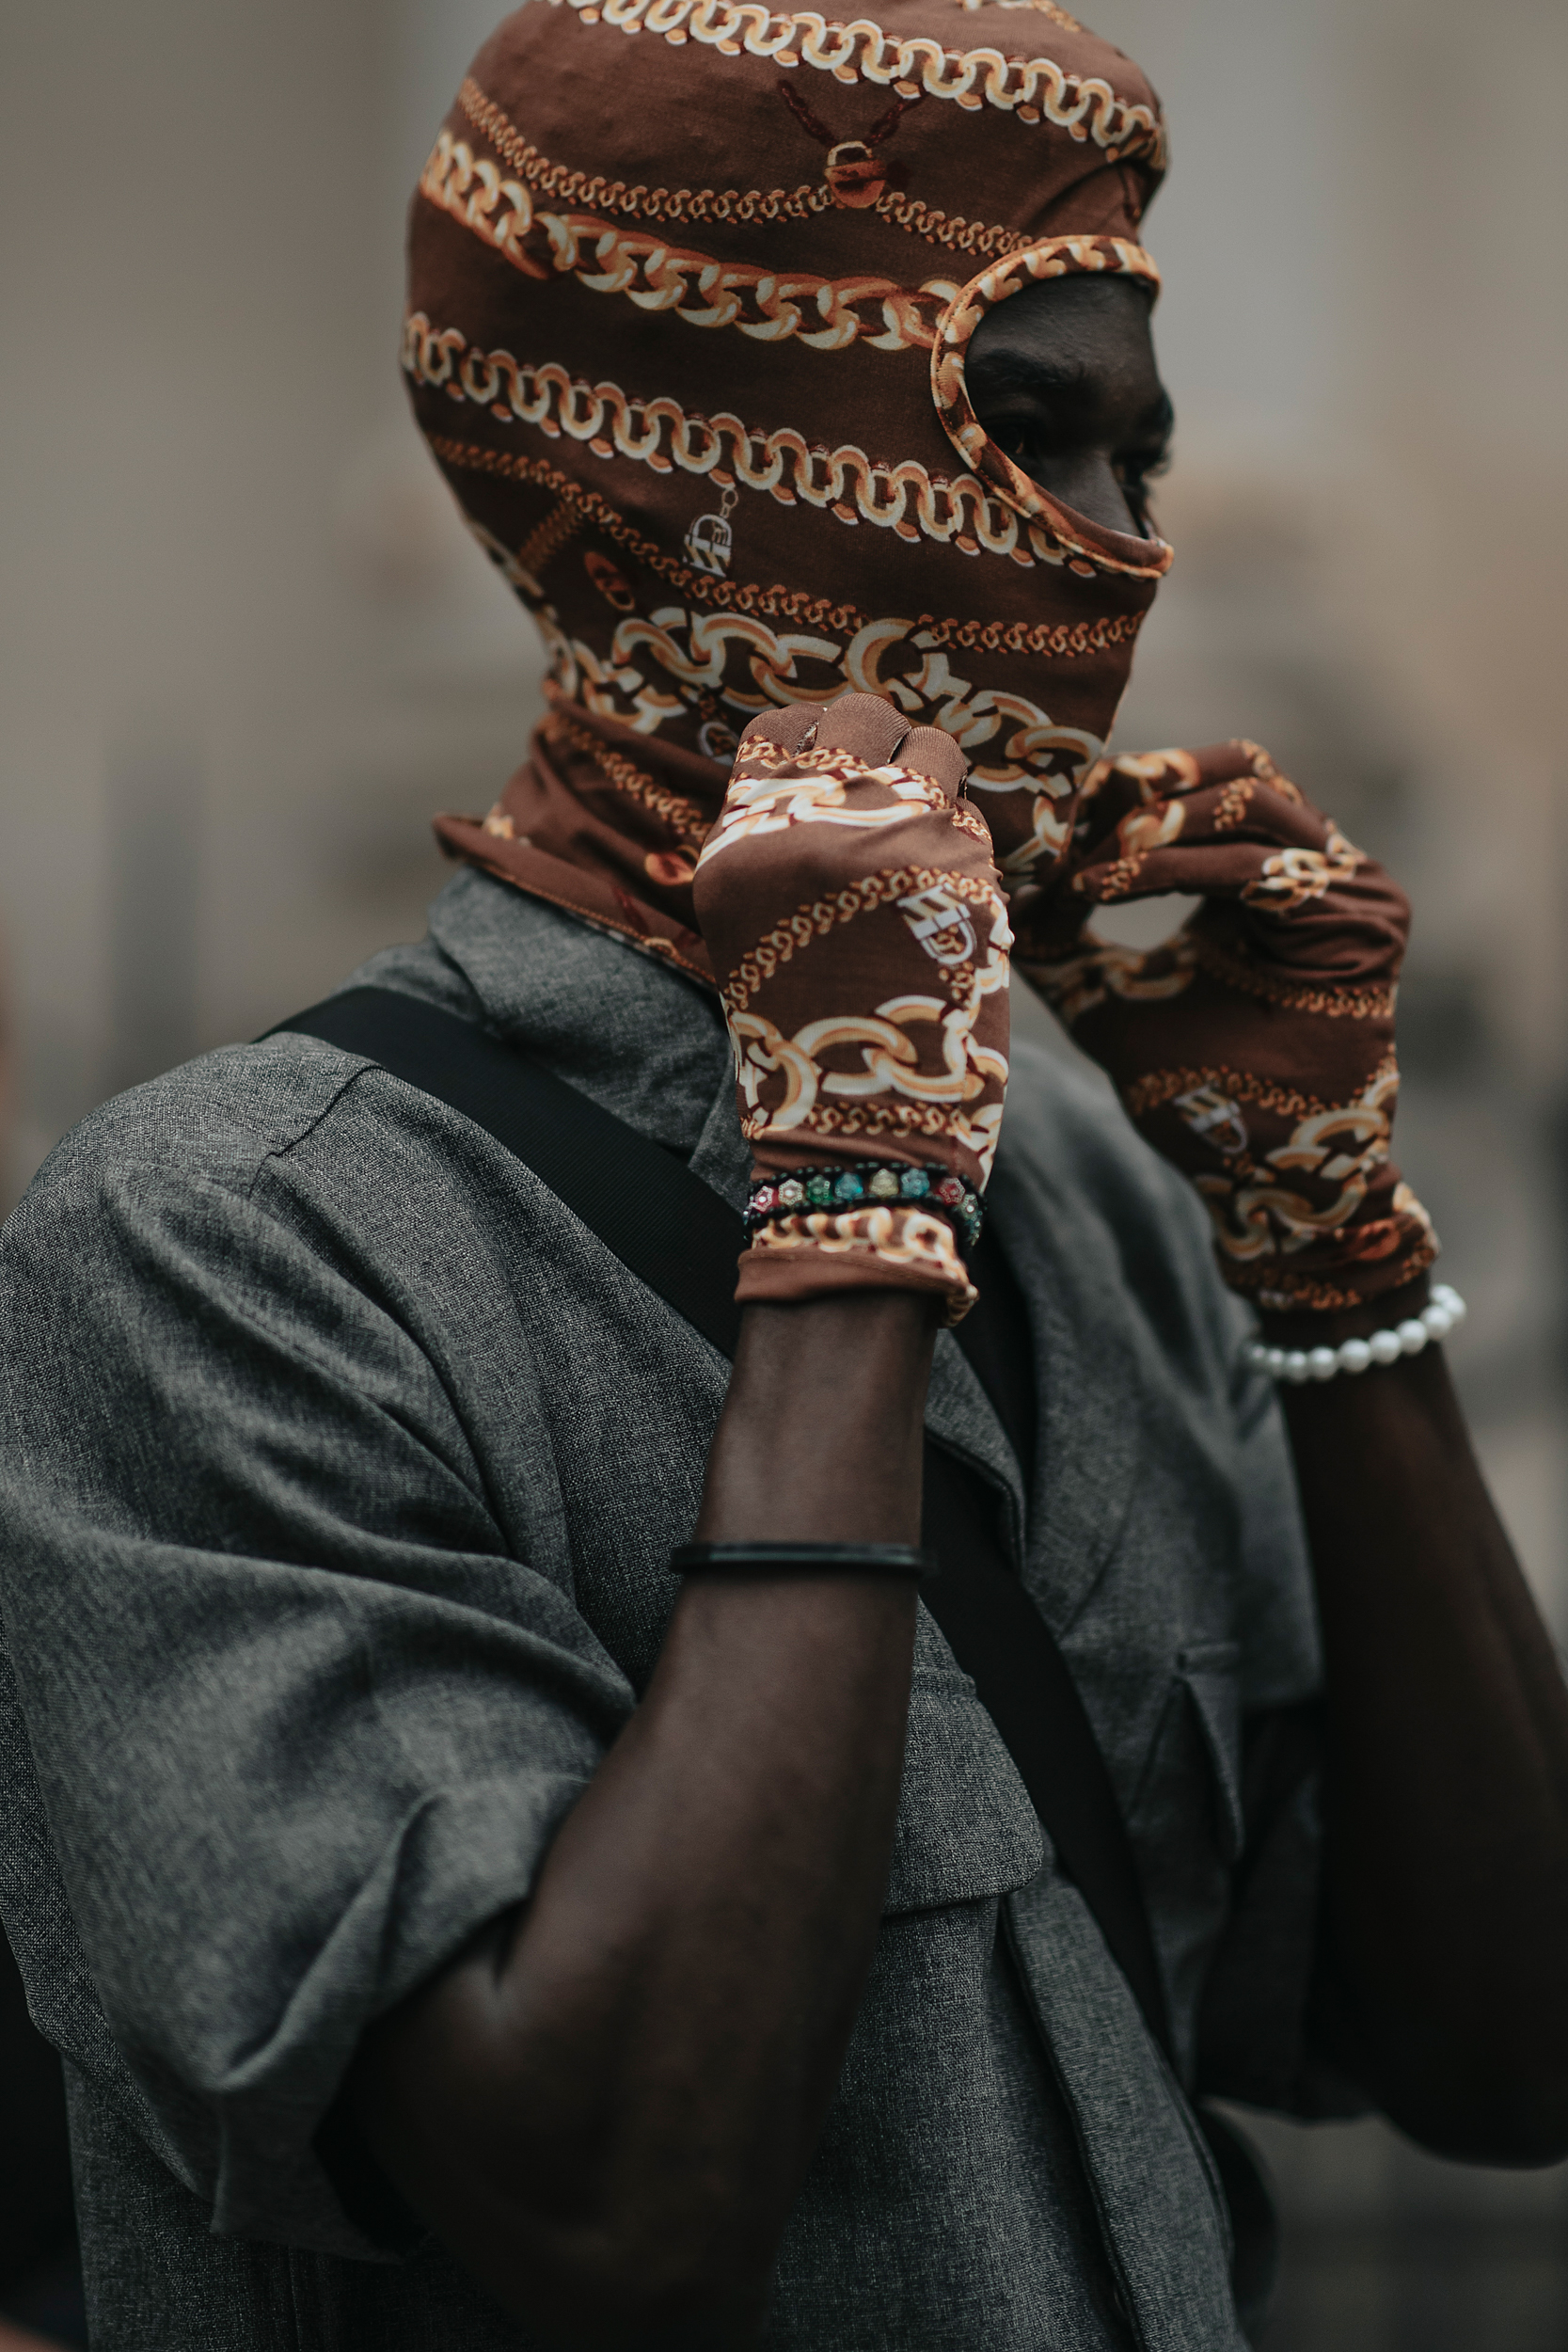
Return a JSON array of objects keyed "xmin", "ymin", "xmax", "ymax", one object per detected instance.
[
  {"xmin": 737, "ymin": 1143, "xmax": 982, "ymax": 1326},
  {"xmin": 1215, "ymin": 1179, "xmax": 1439, "ymax": 1314}
]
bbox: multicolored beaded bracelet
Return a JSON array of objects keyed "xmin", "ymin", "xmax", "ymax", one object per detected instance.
[{"xmin": 744, "ymin": 1159, "xmax": 984, "ymax": 1257}]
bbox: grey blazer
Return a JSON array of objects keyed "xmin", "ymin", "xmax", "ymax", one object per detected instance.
[{"xmin": 0, "ymin": 871, "xmax": 1349, "ymax": 2350}]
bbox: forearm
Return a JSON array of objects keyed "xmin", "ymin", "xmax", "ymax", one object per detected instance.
[
  {"xmin": 1271, "ymin": 1282, "xmax": 1568, "ymax": 2159},
  {"xmin": 351, "ymin": 1292, "xmax": 934, "ymax": 2344}
]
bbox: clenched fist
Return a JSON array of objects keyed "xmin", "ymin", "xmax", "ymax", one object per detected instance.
[{"xmin": 694, "ymin": 693, "xmax": 1010, "ymax": 1323}]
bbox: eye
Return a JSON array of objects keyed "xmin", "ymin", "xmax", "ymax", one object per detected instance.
[{"xmin": 984, "ymin": 418, "xmax": 1095, "ymax": 483}]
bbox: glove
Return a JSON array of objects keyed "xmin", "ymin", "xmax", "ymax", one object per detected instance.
[
  {"xmin": 1013, "ymin": 739, "xmax": 1437, "ymax": 1313},
  {"xmin": 692, "ymin": 692, "xmax": 1011, "ymax": 1324}
]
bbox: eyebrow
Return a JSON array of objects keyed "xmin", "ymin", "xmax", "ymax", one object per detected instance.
[
  {"xmin": 965, "ymin": 351, "xmax": 1092, "ymax": 395},
  {"xmin": 969, "ymin": 356, "xmax": 1174, "ymax": 446}
]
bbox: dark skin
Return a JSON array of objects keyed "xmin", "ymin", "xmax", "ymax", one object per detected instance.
[
  {"xmin": 1259, "ymin": 1274, "xmax": 1568, "ymax": 2165},
  {"xmin": 343, "ymin": 280, "xmax": 1568, "ymax": 2344},
  {"xmin": 964, "ymin": 273, "xmax": 1173, "ymax": 538},
  {"xmin": 348, "ymin": 1292, "xmax": 935, "ymax": 2349}
]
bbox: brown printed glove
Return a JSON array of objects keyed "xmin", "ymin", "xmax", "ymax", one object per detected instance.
[
  {"xmin": 692, "ymin": 692, "xmax": 1011, "ymax": 1324},
  {"xmin": 1014, "ymin": 739, "xmax": 1437, "ymax": 1313}
]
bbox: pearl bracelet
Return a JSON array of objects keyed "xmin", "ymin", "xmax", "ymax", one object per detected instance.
[{"xmin": 1243, "ymin": 1283, "xmax": 1466, "ymax": 1384}]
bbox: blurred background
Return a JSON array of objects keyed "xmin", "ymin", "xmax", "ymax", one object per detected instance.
[{"xmin": 1, "ymin": 0, "xmax": 1565, "ymax": 2344}]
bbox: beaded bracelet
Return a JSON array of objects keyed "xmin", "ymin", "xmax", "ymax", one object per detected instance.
[
  {"xmin": 1242, "ymin": 1283, "xmax": 1466, "ymax": 1385},
  {"xmin": 745, "ymin": 1159, "xmax": 984, "ymax": 1256},
  {"xmin": 673, "ymin": 1541, "xmax": 935, "ymax": 1584}
]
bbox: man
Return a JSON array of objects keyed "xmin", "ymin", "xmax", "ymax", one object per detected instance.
[{"xmin": 2, "ymin": 5, "xmax": 1566, "ymax": 2348}]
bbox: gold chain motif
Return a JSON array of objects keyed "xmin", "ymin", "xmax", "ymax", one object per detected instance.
[
  {"xmin": 515, "ymin": 495, "xmax": 584, "ymax": 583},
  {"xmin": 406, "ymin": 313, "xmax": 1157, "ymax": 574},
  {"xmin": 429, "ymin": 437, "xmax": 1145, "ymax": 660},
  {"xmin": 958, "ymin": 0, "xmax": 1082, "ymax": 27},
  {"xmin": 423, "ymin": 130, "xmax": 958, "ymax": 352},
  {"xmin": 751, "ymin": 1206, "xmax": 974, "ymax": 1318},
  {"xmin": 1121, "ymin": 1061, "xmax": 1386, "ymax": 1127},
  {"xmin": 542, "ymin": 708, "xmax": 712, "ymax": 842},
  {"xmin": 457, "ymin": 80, "xmax": 1039, "ymax": 262},
  {"xmin": 1187, "ymin": 933, "xmax": 1399, "ymax": 1020},
  {"xmin": 723, "ymin": 862, "xmax": 1001, "ymax": 1012},
  {"xmin": 547, "ymin": 0, "xmax": 1164, "ymax": 165}
]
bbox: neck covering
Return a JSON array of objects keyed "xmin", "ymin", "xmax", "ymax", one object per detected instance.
[{"xmin": 405, "ymin": 0, "xmax": 1171, "ymax": 987}]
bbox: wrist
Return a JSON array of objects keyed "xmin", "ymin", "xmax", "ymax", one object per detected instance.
[
  {"xmin": 695, "ymin": 1292, "xmax": 937, "ymax": 1546},
  {"xmin": 1255, "ymin": 1271, "xmax": 1432, "ymax": 1351},
  {"xmin": 738, "ymin": 1145, "xmax": 987, "ymax": 1327}
]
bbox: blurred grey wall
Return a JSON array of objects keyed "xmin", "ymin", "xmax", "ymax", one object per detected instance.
[{"xmin": 0, "ymin": 0, "xmax": 543, "ymax": 1189}]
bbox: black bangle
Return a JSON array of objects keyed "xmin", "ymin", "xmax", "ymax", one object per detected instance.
[{"xmin": 672, "ymin": 1541, "xmax": 935, "ymax": 1584}]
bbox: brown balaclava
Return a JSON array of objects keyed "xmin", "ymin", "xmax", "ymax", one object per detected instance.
[{"xmin": 404, "ymin": 0, "xmax": 1171, "ymax": 984}]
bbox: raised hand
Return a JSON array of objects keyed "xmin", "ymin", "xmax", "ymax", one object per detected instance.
[
  {"xmin": 1014, "ymin": 739, "xmax": 1435, "ymax": 1313},
  {"xmin": 693, "ymin": 692, "xmax": 1011, "ymax": 1322}
]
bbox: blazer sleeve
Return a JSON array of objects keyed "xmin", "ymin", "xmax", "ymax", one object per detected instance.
[{"xmin": 0, "ymin": 1089, "xmax": 631, "ymax": 2259}]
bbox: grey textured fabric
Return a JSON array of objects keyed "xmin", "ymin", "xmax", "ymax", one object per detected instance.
[{"xmin": 0, "ymin": 869, "xmax": 1337, "ymax": 2350}]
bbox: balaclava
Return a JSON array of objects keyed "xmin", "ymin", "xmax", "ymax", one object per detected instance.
[{"xmin": 404, "ymin": 0, "xmax": 1171, "ymax": 984}]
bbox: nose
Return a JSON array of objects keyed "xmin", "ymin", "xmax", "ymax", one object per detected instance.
[{"xmin": 1022, "ymin": 449, "xmax": 1142, "ymax": 537}]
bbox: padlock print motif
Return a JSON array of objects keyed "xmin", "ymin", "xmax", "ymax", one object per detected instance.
[
  {"xmin": 1015, "ymin": 740, "xmax": 1438, "ymax": 1311},
  {"xmin": 684, "ymin": 486, "xmax": 740, "ymax": 580},
  {"xmin": 405, "ymin": 0, "xmax": 1174, "ymax": 987},
  {"xmin": 694, "ymin": 695, "xmax": 1009, "ymax": 1321}
]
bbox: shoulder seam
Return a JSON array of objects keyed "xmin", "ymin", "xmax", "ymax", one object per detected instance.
[{"xmin": 243, "ymin": 1056, "xmax": 378, "ymax": 1202}]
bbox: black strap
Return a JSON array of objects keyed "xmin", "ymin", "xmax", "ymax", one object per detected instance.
[{"xmin": 274, "ymin": 987, "xmax": 1174, "ymax": 2061}]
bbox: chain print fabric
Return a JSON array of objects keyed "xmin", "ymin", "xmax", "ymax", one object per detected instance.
[
  {"xmin": 404, "ymin": 310, "xmax": 1157, "ymax": 570},
  {"xmin": 1014, "ymin": 740, "xmax": 1437, "ymax": 1311},
  {"xmin": 404, "ymin": 5, "xmax": 1439, "ymax": 1320},
  {"xmin": 544, "ymin": 0, "xmax": 1166, "ymax": 163},
  {"xmin": 450, "ymin": 77, "xmax": 1044, "ymax": 261},
  {"xmin": 420, "ymin": 127, "xmax": 965, "ymax": 346},
  {"xmin": 694, "ymin": 693, "xmax": 1009, "ymax": 1317},
  {"xmin": 428, "ymin": 436, "xmax": 1147, "ymax": 659},
  {"xmin": 407, "ymin": 0, "xmax": 1171, "ymax": 981}
]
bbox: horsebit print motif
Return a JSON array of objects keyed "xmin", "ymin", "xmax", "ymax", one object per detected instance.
[
  {"xmin": 1015, "ymin": 741, "xmax": 1436, "ymax": 1311},
  {"xmin": 694, "ymin": 695, "xmax": 1007, "ymax": 1318},
  {"xmin": 407, "ymin": 0, "xmax": 1171, "ymax": 982}
]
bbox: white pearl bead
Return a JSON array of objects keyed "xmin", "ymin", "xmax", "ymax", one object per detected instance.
[{"xmin": 1244, "ymin": 1287, "xmax": 1465, "ymax": 1382}]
